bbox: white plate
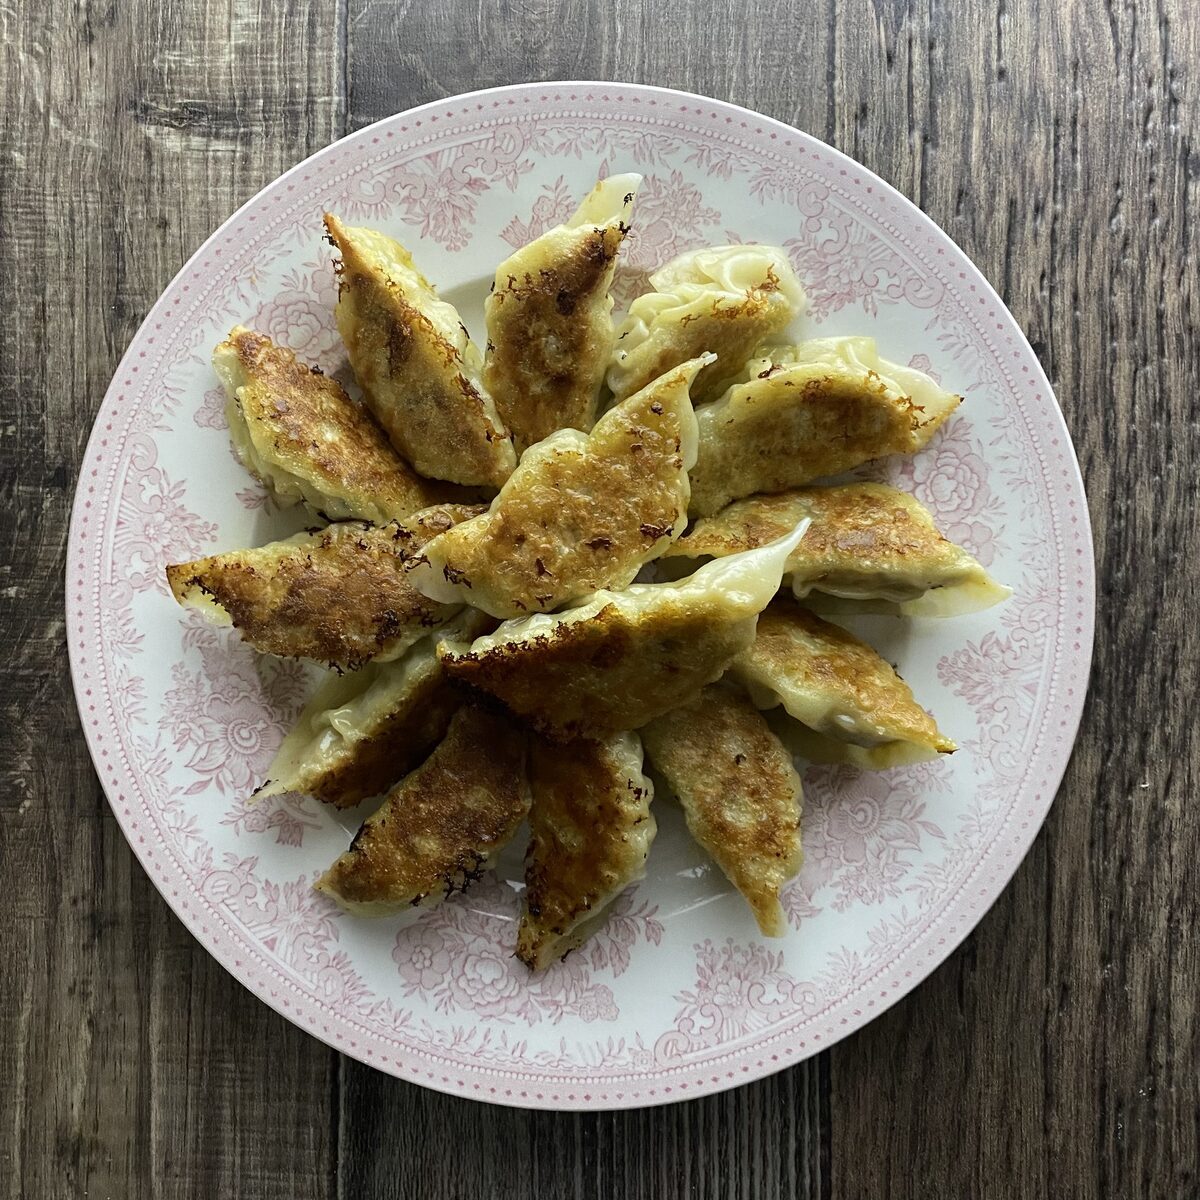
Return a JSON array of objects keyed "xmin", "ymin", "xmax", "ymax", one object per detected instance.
[{"xmin": 67, "ymin": 82, "xmax": 1094, "ymax": 1109}]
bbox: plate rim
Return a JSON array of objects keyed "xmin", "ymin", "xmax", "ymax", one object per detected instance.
[{"xmin": 66, "ymin": 79, "xmax": 1096, "ymax": 1110}]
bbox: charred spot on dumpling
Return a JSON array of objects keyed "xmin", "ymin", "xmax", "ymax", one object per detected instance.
[
  {"xmin": 436, "ymin": 530, "xmax": 805, "ymax": 739},
  {"xmin": 687, "ymin": 343, "xmax": 963, "ymax": 517},
  {"xmin": 316, "ymin": 705, "xmax": 529, "ymax": 915},
  {"xmin": 643, "ymin": 683, "xmax": 802, "ymax": 938},
  {"xmin": 324, "ymin": 214, "xmax": 516, "ymax": 488},
  {"xmin": 517, "ymin": 732, "xmax": 655, "ymax": 970},
  {"xmin": 165, "ymin": 510, "xmax": 480, "ymax": 671},
  {"xmin": 731, "ymin": 595, "xmax": 956, "ymax": 769},
  {"xmin": 483, "ymin": 176, "xmax": 640, "ymax": 453},
  {"xmin": 406, "ymin": 358, "xmax": 706, "ymax": 619},
  {"xmin": 215, "ymin": 326, "xmax": 460, "ymax": 525}
]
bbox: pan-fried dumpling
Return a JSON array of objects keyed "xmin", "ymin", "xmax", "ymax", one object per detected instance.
[
  {"xmin": 606, "ymin": 245, "xmax": 805, "ymax": 405},
  {"xmin": 642, "ymin": 683, "xmax": 803, "ymax": 937},
  {"xmin": 407, "ymin": 356, "xmax": 708, "ymax": 618},
  {"xmin": 257, "ymin": 610, "xmax": 492, "ymax": 807},
  {"xmin": 438, "ymin": 525, "xmax": 808, "ymax": 739},
  {"xmin": 325, "ymin": 214, "xmax": 517, "ymax": 488},
  {"xmin": 688, "ymin": 337, "xmax": 962, "ymax": 517},
  {"xmin": 485, "ymin": 174, "xmax": 641, "ymax": 453},
  {"xmin": 316, "ymin": 704, "xmax": 529, "ymax": 916},
  {"xmin": 730, "ymin": 596, "xmax": 955, "ymax": 769},
  {"xmin": 517, "ymin": 732, "xmax": 655, "ymax": 969},
  {"xmin": 165, "ymin": 505, "xmax": 482, "ymax": 670},
  {"xmin": 667, "ymin": 483, "xmax": 1010, "ymax": 617},
  {"xmin": 214, "ymin": 326, "xmax": 452, "ymax": 522}
]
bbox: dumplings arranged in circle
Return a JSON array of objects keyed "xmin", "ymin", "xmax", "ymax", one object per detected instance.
[{"xmin": 168, "ymin": 172, "xmax": 1005, "ymax": 968}]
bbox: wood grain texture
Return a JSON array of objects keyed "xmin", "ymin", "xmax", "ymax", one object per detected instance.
[
  {"xmin": 0, "ymin": 0, "xmax": 343, "ymax": 1196},
  {"xmin": 1, "ymin": 0, "xmax": 1197, "ymax": 1195}
]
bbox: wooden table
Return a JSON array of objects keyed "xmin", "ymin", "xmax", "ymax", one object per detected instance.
[{"xmin": 3, "ymin": 1, "xmax": 1197, "ymax": 1195}]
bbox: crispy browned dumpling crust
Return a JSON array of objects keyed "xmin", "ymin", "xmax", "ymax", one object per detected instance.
[
  {"xmin": 642, "ymin": 684, "xmax": 803, "ymax": 937},
  {"xmin": 317, "ymin": 705, "xmax": 529, "ymax": 914},
  {"xmin": 325, "ymin": 215, "xmax": 516, "ymax": 488},
  {"xmin": 408, "ymin": 357, "xmax": 704, "ymax": 618},
  {"xmin": 215, "ymin": 326, "xmax": 453, "ymax": 522},
  {"xmin": 517, "ymin": 732, "xmax": 655, "ymax": 969},
  {"xmin": 257, "ymin": 611, "xmax": 495, "ymax": 808},
  {"xmin": 732, "ymin": 597, "xmax": 955, "ymax": 768},
  {"xmin": 442, "ymin": 601, "xmax": 754, "ymax": 740},
  {"xmin": 668, "ymin": 483, "xmax": 1008, "ymax": 616},
  {"xmin": 437, "ymin": 530, "xmax": 806, "ymax": 739},
  {"xmin": 484, "ymin": 175, "xmax": 638, "ymax": 453},
  {"xmin": 688, "ymin": 365, "xmax": 961, "ymax": 517},
  {"xmin": 166, "ymin": 505, "xmax": 482, "ymax": 670}
]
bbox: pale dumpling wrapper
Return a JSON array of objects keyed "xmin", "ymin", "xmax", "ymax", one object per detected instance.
[
  {"xmin": 607, "ymin": 244, "xmax": 806, "ymax": 404},
  {"xmin": 438, "ymin": 524, "xmax": 808, "ymax": 739},
  {"xmin": 317, "ymin": 704, "xmax": 529, "ymax": 916},
  {"xmin": 517, "ymin": 732, "xmax": 655, "ymax": 970},
  {"xmin": 325, "ymin": 214, "xmax": 517, "ymax": 488},
  {"xmin": 668, "ymin": 483, "xmax": 1010, "ymax": 617},
  {"xmin": 730, "ymin": 596, "xmax": 956, "ymax": 769},
  {"xmin": 485, "ymin": 174, "xmax": 640, "ymax": 453},
  {"xmin": 258, "ymin": 610, "xmax": 492, "ymax": 808},
  {"xmin": 642, "ymin": 683, "xmax": 803, "ymax": 937},
  {"xmin": 688, "ymin": 336, "xmax": 962, "ymax": 517},
  {"xmin": 408, "ymin": 356, "xmax": 708, "ymax": 619},
  {"xmin": 214, "ymin": 326, "xmax": 455, "ymax": 523},
  {"xmin": 166, "ymin": 505, "xmax": 481, "ymax": 670}
]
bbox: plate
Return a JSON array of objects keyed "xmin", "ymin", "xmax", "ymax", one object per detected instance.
[{"xmin": 67, "ymin": 82, "xmax": 1094, "ymax": 1109}]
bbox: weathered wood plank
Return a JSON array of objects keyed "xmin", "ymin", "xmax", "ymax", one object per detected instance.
[
  {"xmin": 826, "ymin": 0, "xmax": 1200, "ymax": 1197},
  {"xmin": 0, "ymin": 0, "xmax": 344, "ymax": 1195},
  {"xmin": 337, "ymin": 1063, "xmax": 823, "ymax": 1199}
]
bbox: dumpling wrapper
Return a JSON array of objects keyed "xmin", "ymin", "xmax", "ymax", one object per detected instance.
[
  {"xmin": 438, "ymin": 524, "xmax": 808, "ymax": 739},
  {"xmin": 316, "ymin": 704, "xmax": 529, "ymax": 916},
  {"xmin": 688, "ymin": 337, "xmax": 962, "ymax": 517},
  {"xmin": 166, "ymin": 505, "xmax": 482, "ymax": 670},
  {"xmin": 642, "ymin": 683, "xmax": 803, "ymax": 937},
  {"xmin": 325, "ymin": 214, "xmax": 517, "ymax": 488},
  {"xmin": 730, "ymin": 596, "xmax": 956, "ymax": 769},
  {"xmin": 257, "ymin": 610, "xmax": 492, "ymax": 808},
  {"xmin": 485, "ymin": 174, "xmax": 641, "ymax": 453},
  {"xmin": 517, "ymin": 732, "xmax": 655, "ymax": 969},
  {"xmin": 408, "ymin": 356, "xmax": 708, "ymax": 619},
  {"xmin": 606, "ymin": 244, "xmax": 806, "ymax": 405},
  {"xmin": 214, "ymin": 326, "xmax": 454, "ymax": 522},
  {"xmin": 667, "ymin": 483, "xmax": 1010, "ymax": 617}
]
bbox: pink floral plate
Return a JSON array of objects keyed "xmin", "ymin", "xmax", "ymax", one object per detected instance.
[{"xmin": 67, "ymin": 82, "xmax": 1094, "ymax": 1109}]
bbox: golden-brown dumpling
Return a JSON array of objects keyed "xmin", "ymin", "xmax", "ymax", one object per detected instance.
[
  {"xmin": 325, "ymin": 214, "xmax": 516, "ymax": 488},
  {"xmin": 607, "ymin": 245, "xmax": 806, "ymax": 404},
  {"xmin": 438, "ymin": 526, "xmax": 807, "ymax": 739},
  {"xmin": 688, "ymin": 337, "xmax": 962, "ymax": 517},
  {"xmin": 517, "ymin": 732, "xmax": 655, "ymax": 969},
  {"xmin": 730, "ymin": 597, "xmax": 956, "ymax": 769},
  {"xmin": 407, "ymin": 356, "xmax": 708, "ymax": 618},
  {"xmin": 257, "ymin": 610, "xmax": 492, "ymax": 808},
  {"xmin": 485, "ymin": 174, "xmax": 640, "ymax": 453},
  {"xmin": 166, "ymin": 505, "xmax": 481, "ymax": 670},
  {"xmin": 642, "ymin": 683, "xmax": 803, "ymax": 937},
  {"xmin": 667, "ymin": 483, "xmax": 1010, "ymax": 617},
  {"xmin": 316, "ymin": 704, "xmax": 529, "ymax": 916},
  {"xmin": 214, "ymin": 326, "xmax": 452, "ymax": 522}
]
